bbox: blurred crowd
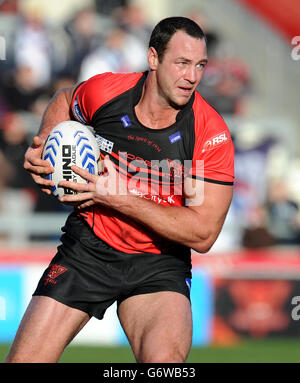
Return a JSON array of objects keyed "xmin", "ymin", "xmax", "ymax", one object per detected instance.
[
  {"xmin": 0, "ymin": 0, "xmax": 299, "ymax": 247},
  {"xmin": 0, "ymin": 0, "xmax": 153, "ymax": 221}
]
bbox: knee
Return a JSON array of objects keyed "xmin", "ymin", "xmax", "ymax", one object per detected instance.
[{"xmin": 137, "ymin": 348, "xmax": 188, "ymax": 363}]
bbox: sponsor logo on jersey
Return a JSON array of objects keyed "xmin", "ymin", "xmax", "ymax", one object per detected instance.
[
  {"xmin": 202, "ymin": 131, "xmax": 229, "ymax": 152},
  {"xmin": 118, "ymin": 151, "xmax": 186, "ymax": 182},
  {"xmin": 72, "ymin": 97, "xmax": 87, "ymax": 124},
  {"xmin": 121, "ymin": 114, "xmax": 132, "ymax": 128},
  {"xmin": 129, "ymin": 188, "xmax": 179, "ymax": 206},
  {"xmin": 44, "ymin": 264, "xmax": 68, "ymax": 286},
  {"xmin": 169, "ymin": 131, "xmax": 182, "ymax": 144},
  {"xmin": 95, "ymin": 134, "xmax": 114, "ymax": 154}
]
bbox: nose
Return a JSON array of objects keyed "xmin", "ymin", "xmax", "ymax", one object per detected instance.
[{"xmin": 184, "ymin": 66, "xmax": 197, "ymax": 84}]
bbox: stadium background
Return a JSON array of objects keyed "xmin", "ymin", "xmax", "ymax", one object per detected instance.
[{"xmin": 0, "ymin": 0, "xmax": 300, "ymax": 362}]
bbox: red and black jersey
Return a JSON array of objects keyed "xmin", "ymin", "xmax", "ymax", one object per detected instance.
[{"xmin": 70, "ymin": 72, "xmax": 234, "ymax": 255}]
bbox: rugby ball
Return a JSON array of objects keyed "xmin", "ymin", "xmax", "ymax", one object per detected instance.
[{"xmin": 42, "ymin": 121, "xmax": 101, "ymax": 198}]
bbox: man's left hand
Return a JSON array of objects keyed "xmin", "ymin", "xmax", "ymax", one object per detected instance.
[{"xmin": 58, "ymin": 156, "xmax": 128, "ymax": 209}]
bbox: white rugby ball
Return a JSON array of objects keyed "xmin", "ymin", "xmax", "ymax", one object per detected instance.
[{"xmin": 42, "ymin": 121, "xmax": 101, "ymax": 198}]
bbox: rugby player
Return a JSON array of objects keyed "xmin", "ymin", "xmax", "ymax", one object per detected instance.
[{"xmin": 6, "ymin": 17, "xmax": 234, "ymax": 363}]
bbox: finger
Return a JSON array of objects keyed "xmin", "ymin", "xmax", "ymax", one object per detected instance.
[
  {"xmin": 102, "ymin": 156, "xmax": 115, "ymax": 174},
  {"xmin": 32, "ymin": 173, "xmax": 55, "ymax": 187},
  {"xmin": 76, "ymin": 200, "xmax": 95, "ymax": 210},
  {"xmin": 25, "ymin": 163, "xmax": 54, "ymax": 175},
  {"xmin": 31, "ymin": 135, "xmax": 45, "ymax": 148},
  {"xmin": 30, "ymin": 157, "xmax": 54, "ymax": 168},
  {"xmin": 41, "ymin": 188, "xmax": 53, "ymax": 195},
  {"xmin": 71, "ymin": 165, "xmax": 98, "ymax": 183},
  {"xmin": 58, "ymin": 179, "xmax": 94, "ymax": 192},
  {"xmin": 60, "ymin": 192, "xmax": 94, "ymax": 204}
]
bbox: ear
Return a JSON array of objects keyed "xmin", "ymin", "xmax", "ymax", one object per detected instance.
[{"xmin": 148, "ymin": 47, "xmax": 159, "ymax": 70}]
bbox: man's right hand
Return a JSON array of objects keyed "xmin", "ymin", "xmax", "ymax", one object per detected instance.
[{"xmin": 24, "ymin": 136, "xmax": 55, "ymax": 195}]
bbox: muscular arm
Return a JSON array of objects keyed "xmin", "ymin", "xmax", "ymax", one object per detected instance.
[
  {"xmin": 94, "ymin": 181, "xmax": 232, "ymax": 253},
  {"xmin": 23, "ymin": 87, "xmax": 75, "ymax": 193},
  {"xmin": 36, "ymin": 87, "xmax": 74, "ymax": 140},
  {"xmin": 60, "ymin": 161, "xmax": 233, "ymax": 253}
]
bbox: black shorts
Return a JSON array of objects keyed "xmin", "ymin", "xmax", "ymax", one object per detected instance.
[{"xmin": 33, "ymin": 213, "xmax": 192, "ymax": 319}]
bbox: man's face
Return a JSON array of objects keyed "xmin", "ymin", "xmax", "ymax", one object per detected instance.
[{"xmin": 150, "ymin": 30, "xmax": 208, "ymax": 108}]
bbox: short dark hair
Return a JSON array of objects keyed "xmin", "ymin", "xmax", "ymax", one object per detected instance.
[{"xmin": 149, "ymin": 16, "xmax": 206, "ymax": 62}]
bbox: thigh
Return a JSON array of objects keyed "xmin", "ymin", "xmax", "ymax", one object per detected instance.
[
  {"xmin": 117, "ymin": 291, "xmax": 193, "ymax": 363},
  {"xmin": 5, "ymin": 296, "xmax": 90, "ymax": 363},
  {"xmin": 34, "ymin": 214, "xmax": 127, "ymax": 320}
]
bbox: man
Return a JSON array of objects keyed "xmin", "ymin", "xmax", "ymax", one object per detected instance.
[{"xmin": 6, "ymin": 17, "xmax": 234, "ymax": 363}]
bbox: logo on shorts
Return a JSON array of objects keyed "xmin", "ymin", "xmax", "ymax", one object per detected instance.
[
  {"xmin": 185, "ymin": 278, "xmax": 192, "ymax": 292},
  {"xmin": 44, "ymin": 264, "xmax": 68, "ymax": 286}
]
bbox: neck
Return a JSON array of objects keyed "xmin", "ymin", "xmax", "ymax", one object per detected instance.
[{"xmin": 135, "ymin": 71, "xmax": 178, "ymax": 130}]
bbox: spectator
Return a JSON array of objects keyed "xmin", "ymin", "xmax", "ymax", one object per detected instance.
[
  {"xmin": 266, "ymin": 180, "xmax": 300, "ymax": 246},
  {"xmin": 78, "ymin": 26, "xmax": 147, "ymax": 81},
  {"xmin": 64, "ymin": 8, "xmax": 109, "ymax": 79},
  {"xmin": 0, "ymin": 151, "xmax": 14, "ymax": 212},
  {"xmin": 0, "ymin": 65, "xmax": 47, "ymax": 112},
  {"xmin": 0, "ymin": 112, "xmax": 36, "ymax": 217},
  {"xmin": 113, "ymin": 3, "xmax": 152, "ymax": 46},
  {"xmin": 242, "ymin": 205, "xmax": 275, "ymax": 249},
  {"xmin": 0, "ymin": 112, "xmax": 64, "ymax": 215},
  {"xmin": 94, "ymin": 0, "xmax": 127, "ymax": 16},
  {"xmin": 0, "ymin": 112, "xmax": 34, "ymax": 190},
  {"xmin": 185, "ymin": 9, "xmax": 220, "ymax": 56},
  {"xmin": 197, "ymin": 57, "xmax": 250, "ymax": 116},
  {"xmin": 14, "ymin": 12, "xmax": 52, "ymax": 87}
]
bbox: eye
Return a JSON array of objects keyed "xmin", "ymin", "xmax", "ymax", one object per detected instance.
[{"xmin": 197, "ymin": 63, "xmax": 206, "ymax": 69}]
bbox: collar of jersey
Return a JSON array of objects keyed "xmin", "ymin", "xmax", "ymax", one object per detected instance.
[{"xmin": 131, "ymin": 71, "xmax": 195, "ymax": 133}]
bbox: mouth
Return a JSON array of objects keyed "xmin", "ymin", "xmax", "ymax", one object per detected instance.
[{"xmin": 178, "ymin": 86, "xmax": 193, "ymax": 95}]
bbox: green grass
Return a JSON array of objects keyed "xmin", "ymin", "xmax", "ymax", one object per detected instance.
[{"xmin": 1, "ymin": 338, "xmax": 300, "ymax": 363}]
